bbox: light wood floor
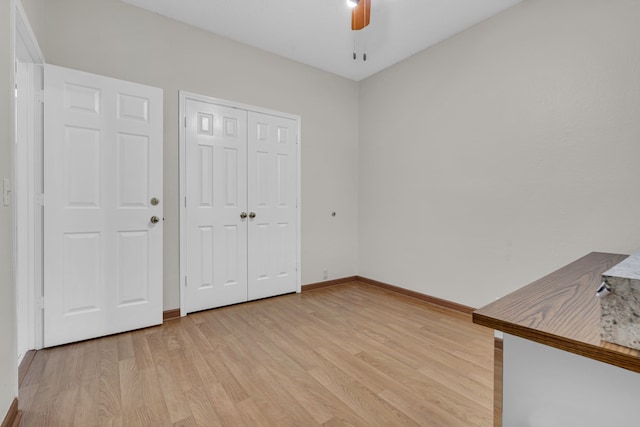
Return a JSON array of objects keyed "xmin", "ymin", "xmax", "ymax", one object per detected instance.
[{"xmin": 19, "ymin": 282, "xmax": 495, "ymax": 426}]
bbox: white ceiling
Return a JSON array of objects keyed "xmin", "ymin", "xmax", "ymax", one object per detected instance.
[{"xmin": 122, "ymin": 0, "xmax": 522, "ymax": 81}]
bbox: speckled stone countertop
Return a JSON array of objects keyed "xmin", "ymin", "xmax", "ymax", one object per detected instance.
[{"xmin": 601, "ymin": 251, "xmax": 640, "ymax": 350}]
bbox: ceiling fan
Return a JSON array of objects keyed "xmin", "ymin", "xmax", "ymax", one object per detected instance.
[{"xmin": 347, "ymin": 0, "xmax": 371, "ymax": 61}]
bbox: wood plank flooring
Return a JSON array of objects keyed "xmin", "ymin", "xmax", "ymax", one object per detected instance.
[{"xmin": 19, "ymin": 282, "xmax": 495, "ymax": 426}]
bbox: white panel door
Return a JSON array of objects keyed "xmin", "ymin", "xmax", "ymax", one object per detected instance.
[
  {"xmin": 44, "ymin": 65, "xmax": 163, "ymax": 347},
  {"xmin": 247, "ymin": 112, "xmax": 298, "ymax": 300},
  {"xmin": 185, "ymin": 100, "xmax": 248, "ymax": 313}
]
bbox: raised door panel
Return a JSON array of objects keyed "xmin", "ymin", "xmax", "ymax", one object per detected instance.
[
  {"xmin": 64, "ymin": 126, "xmax": 101, "ymax": 208},
  {"xmin": 116, "ymin": 231, "xmax": 149, "ymax": 306},
  {"xmin": 62, "ymin": 232, "xmax": 101, "ymax": 315},
  {"xmin": 117, "ymin": 133, "xmax": 149, "ymax": 208}
]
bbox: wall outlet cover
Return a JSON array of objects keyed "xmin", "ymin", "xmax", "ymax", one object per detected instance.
[{"xmin": 3, "ymin": 178, "xmax": 11, "ymax": 206}]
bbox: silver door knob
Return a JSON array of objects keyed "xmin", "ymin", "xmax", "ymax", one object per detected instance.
[
  {"xmin": 240, "ymin": 212, "xmax": 248, "ymax": 219},
  {"xmin": 249, "ymin": 212, "xmax": 256, "ymax": 219},
  {"xmin": 150, "ymin": 216, "xmax": 160, "ymax": 224},
  {"xmin": 150, "ymin": 197, "xmax": 160, "ymax": 206}
]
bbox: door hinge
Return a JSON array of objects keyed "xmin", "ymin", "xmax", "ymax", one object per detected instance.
[
  {"xmin": 36, "ymin": 193, "xmax": 45, "ymax": 206},
  {"xmin": 184, "ymin": 197, "xmax": 187, "ymax": 208},
  {"xmin": 35, "ymin": 89, "xmax": 44, "ymax": 104},
  {"xmin": 184, "ymin": 276, "xmax": 187, "ymax": 287},
  {"xmin": 184, "ymin": 116, "xmax": 187, "ymax": 128},
  {"xmin": 37, "ymin": 296, "xmax": 45, "ymax": 310}
]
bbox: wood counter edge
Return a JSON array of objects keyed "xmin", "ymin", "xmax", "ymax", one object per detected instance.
[{"xmin": 473, "ymin": 311, "xmax": 640, "ymax": 374}]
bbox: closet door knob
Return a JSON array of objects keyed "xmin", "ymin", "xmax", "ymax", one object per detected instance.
[
  {"xmin": 249, "ymin": 212, "xmax": 256, "ymax": 219},
  {"xmin": 240, "ymin": 212, "xmax": 248, "ymax": 219},
  {"xmin": 150, "ymin": 216, "xmax": 160, "ymax": 224}
]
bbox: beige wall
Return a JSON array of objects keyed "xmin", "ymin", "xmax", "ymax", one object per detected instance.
[
  {"xmin": 18, "ymin": 0, "xmax": 43, "ymax": 47},
  {"xmin": 19, "ymin": 0, "xmax": 640, "ymax": 315},
  {"xmin": 0, "ymin": 0, "xmax": 18, "ymax": 418},
  {"xmin": 359, "ymin": 0, "xmax": 640, "ymax": 307},
  {"xmin": 27, "ymin": 0, "xmax": 360, "ymax": 309}
]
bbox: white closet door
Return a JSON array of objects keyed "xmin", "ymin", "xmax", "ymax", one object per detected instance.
[
  {"xmin": 185, "ymin": 100, "xmax": 248, "ymax": 313},
  {"xmin": 247, "ymin": 112, "xmax": 298, "ymax": 300},
  {"xmin": 44, "ymin": 65, "xmax": 163, "ymax": 347}
]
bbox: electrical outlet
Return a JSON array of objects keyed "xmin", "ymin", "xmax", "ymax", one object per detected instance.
[
  {"xmin": 322, "ymin": 269, "xmax": 328, "ymax": 280},
  {"xmin": 3, "ymin": 178, "xmax": 11, "ymax": 206}
]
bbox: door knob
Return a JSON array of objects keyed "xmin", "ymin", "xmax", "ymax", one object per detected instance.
[
  {"xmin": 240, "ymin": 212, "xmax": 248, "ymax": 219},
  {"xmin": 150, "ymin": 197, "xmax": 160, "ymax": 206},
  {"xmin": 249, "ymin": 212, "xmax": 256, "ymax": 219},
  {"xmin": 150, "ymin": 216, "xmax": 160, "ymax": 224}
]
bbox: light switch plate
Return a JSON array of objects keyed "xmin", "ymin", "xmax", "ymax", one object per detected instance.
[{"xmin": 3, "ymin": 178, "xmax": 11, "ymax": 206}]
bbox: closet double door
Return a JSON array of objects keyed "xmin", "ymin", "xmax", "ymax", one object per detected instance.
[{"xmin": 184, "ymin": 98, "xmax": 298, "ymax": 313}]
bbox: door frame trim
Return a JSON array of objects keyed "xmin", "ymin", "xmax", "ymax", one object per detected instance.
[
  {"xmin": 14, "ymin": 0, "xmax": 45, "ymax": 358},
  {"xmin": 178, "ymin": 91, "xmax": 302, "ymax": 317}
]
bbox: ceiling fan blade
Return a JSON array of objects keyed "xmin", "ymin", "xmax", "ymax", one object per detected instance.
[{"xmin": 351, "ymin": 0, "xmax": 371, "ymax": 31}]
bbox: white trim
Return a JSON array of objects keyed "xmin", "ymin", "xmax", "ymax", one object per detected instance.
[
  {"xmin": 296, "ymin": 117, "xmax": 302, "ymax": 293},
  {"xmin": 10, "ymin": 0, "xmax": 17, "ymax": 396},
  {"xmin": 15, "ymin": 61, "xmax": 32, "ymax": 358},
  {"xmin": 178, "ymin": 91, "xmax": 302, "ymax": 316},
  {"xmin": 179, "ymin": 93, "xmax": 186, "ymax": 317},
  {"xmin": 13, "ymin": 0, "xmax": 45, "ymax": 356},
  {"xmin": 32, "ymin": 64, "xmax": 44, "ymax": 350},
  {"xmin": 180, "ymin": 91, "xmax": 302, "ymax": 123}
]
